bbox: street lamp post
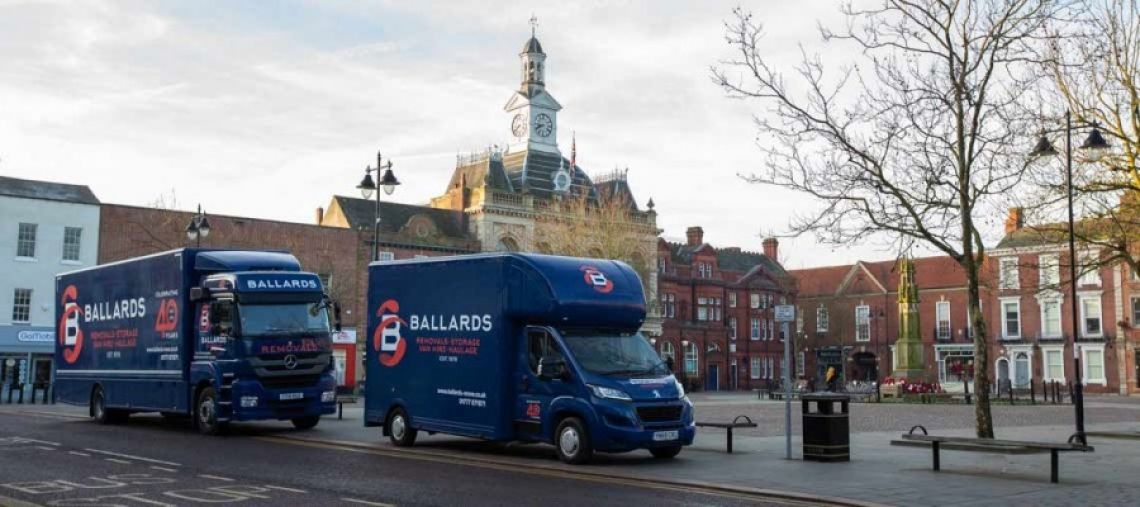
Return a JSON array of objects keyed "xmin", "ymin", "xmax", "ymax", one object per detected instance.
[
  {"xmin": 356, "ymin": 151, "xmax": 400, "ymax": 262},
  {"xmin": 1029, "ymin": 110, "xmax": 1111, "ymax": 444},
  {"xmin": 185, "ymin": 204, "xmax": 211, "ymax": 248}
]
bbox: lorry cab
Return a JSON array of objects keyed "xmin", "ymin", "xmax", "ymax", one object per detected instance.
[{"xmin": 364, "ymin": 253, "xmax": 695, "ymax": 464}]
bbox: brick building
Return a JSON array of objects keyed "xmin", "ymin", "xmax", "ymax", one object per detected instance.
[
  {"xmin": 655, "ymin": 227, "xmax": 793, "ymax": 391},
  {"xmin": 792, "ymin": 256, "xmax": 978, "ymax": 387}
]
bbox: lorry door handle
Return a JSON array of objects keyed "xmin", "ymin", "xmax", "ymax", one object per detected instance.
[{"xmin": 209, "ymin": 346, "xmax": 225, "ymax": 354}]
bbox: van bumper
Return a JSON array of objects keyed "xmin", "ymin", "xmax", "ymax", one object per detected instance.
[
  {"xmin": 589, "ymin": 400, "xmax": 696, "ymax": 453},
  {"xmin": 228, "ymin": 376, "xmax": 338, "ymax": 421}
]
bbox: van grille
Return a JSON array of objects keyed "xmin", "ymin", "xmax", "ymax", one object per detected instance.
[{"xmin": 637, "ymin": 405, "xmax": 683, "ymax": 423}]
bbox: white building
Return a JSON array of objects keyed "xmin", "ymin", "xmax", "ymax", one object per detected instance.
[{"xmin": 0, "ymin": 175, "xmax": 100, "ymax": 400}]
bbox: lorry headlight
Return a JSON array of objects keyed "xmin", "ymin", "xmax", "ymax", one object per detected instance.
[
  {"xmin": 588, "ymin": 384, "xmax": 632, "ymax": 401},
  {"xmin": 240, "ymin": 396, "xmax": 259, "ymax": 408},
  {"xmin": 321, "ymin": 390, "xmax": 336, "ymax": 403}
]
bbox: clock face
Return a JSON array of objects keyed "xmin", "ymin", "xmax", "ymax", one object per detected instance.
[
  {"xmin": 552, "ymin": 170, "xmax": 571, "ymax": 192},
  {"xmin": 533, "ymin": 113, "xmax": 554, "ymax": 138},
  {"xmin": 511, "ymin": 114, "xmax": 528, "ymax": 137}
]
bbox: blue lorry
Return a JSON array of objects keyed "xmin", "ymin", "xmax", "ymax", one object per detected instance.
[
  {"xmin": 55, "ymin": 248, "xmax": 339, "ymax": 435},
  {"xmin": 364, "ymin": 253, "xmax": 695, "ymax": 464}
]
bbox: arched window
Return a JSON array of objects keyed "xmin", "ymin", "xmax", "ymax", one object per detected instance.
[
  {"xmin": 683, "ymin": 342, "xmax": 698, "ymax": 374},
  {"xmin": 496, "ymin": 237, "xmax": 519, "ymax": 252},
  {"xmin": 660, "ymin": 341, "xmax": 675, "ymax": 361}
]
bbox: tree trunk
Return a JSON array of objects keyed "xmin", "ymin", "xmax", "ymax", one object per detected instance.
[{"xmin": 964, "ymin": 262, "xmax": 994, "ymax": 438}]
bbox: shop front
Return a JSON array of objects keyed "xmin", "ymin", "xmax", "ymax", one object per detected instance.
[
  {"xmin": 934, "ymin": 343, "xmax": 975, "ymax": 384},
  {"xmin": 331, "ymin": 329, "xmax": 358, "ymax": 394},
  {"xmin": 0, "ymin": 326, "xmax": 55, "ymax": 402}
]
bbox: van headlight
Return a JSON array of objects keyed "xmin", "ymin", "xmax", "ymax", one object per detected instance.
[
  {"xmin": 321, "ymin": 390, "xmax": 336, "ymax": 403},
  {"xmin": 588, "ymin": 384, "xmax": 632, "ymax": 401}
]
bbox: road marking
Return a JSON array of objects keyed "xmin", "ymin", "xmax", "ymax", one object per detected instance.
[
  {"xmin": 85, "ymin": 448, "xmax": 181, "ymax": 467},
  {"xmin": 36, "ymin": 446, "xmax": 56, "ymax": 451},
  {"xmin": 199, "ymin": 474, "xmax": 235, "ymax": 482},
  {"xmin": 20, "ymin": 438, "xmax": 60, "ymax": 446},
  {"xmin": 342, "ymin": 498, "xmax": 395, "ymax": 507},
  {"xmin": 263, "ymin": 485, "xmax": 307, "ymax": 493},
  {"xmin": 105, "ymin": 458, "xmax": 132, "ymax": 465},
  {"xmin": 151, "ymin": 466, "xmax": 179, "ymax": 473},
  {"xmin": 259, "ymin": 437, "xmax": 827, "ymax": 506},
  {"xmin": 68, "ymin": 451, "xmax": 90, "ymax": 457}
]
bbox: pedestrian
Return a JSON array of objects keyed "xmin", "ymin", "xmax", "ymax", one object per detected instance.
[
  {"xmin": 664, "ymin": 355, "xmax": 675, "ymax": 373},
  {"xmin": 826, "ymin": 366, "xmax": 838, "ymax": 392}
]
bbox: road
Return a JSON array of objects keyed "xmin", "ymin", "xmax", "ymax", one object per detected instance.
[{"xmin": 0, "ymin": 410, "xmax": 808, "ymax": 507}]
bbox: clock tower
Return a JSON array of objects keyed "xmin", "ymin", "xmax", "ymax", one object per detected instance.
[{"xmin": 505, "ymin": 21, "xmax": 562, "ymax": 153}]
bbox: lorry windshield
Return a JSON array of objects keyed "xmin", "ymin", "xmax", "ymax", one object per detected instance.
[
  {"xmin": 560, "ymin": 332, "xmax": 668, "ymax": 378},
  {"xmin": 238, "ymin": 303, "xmax": 330, "ymax": 337}
]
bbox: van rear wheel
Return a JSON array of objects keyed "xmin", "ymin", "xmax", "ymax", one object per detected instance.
[
  {"xmin": 555, "ymin": 417, "xmax": 593, "ymax": 465},
  {"xmin": 387, "ymin": 407, "xmax": 417, "ymax": 447}
]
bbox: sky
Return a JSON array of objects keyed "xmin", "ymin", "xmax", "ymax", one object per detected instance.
[{"xmin": 0, "ymin": 0, "xmax": 955, "ymax": 269}]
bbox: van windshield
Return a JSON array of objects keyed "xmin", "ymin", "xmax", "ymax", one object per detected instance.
[
  {"xmin": 560, "ymin": 332, "xmax": 668, "ymax": 378},
  {"xmin": 238, "ymin": 303, "xmax": 330, "ymax": 337}
]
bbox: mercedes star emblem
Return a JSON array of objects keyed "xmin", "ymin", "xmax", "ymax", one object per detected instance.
[{"xmin": 283, "ymin": 354, "xmax": 298, "ymax": 370}]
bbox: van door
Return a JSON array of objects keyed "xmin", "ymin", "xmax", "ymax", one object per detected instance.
[{"xmin": 515, "ymin": 327, "xmax": 569, "ymax": 441}]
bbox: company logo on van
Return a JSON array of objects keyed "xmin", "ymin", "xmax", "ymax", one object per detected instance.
[
  {"xmin": 57, "ymin": 285, "xmax": 85, "ymax": 365},
  {"xmin": 580, "ymin": 265, "xmax": 614, "ymax": 294},
  {"xmin": 373, "ymin": 299, "xmax": 408, "ymax": 368}
]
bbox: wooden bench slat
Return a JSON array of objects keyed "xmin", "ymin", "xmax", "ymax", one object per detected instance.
[
  {"xmin": 901, "ymin": 434, "xmax": 1093, "ymax": 452},
  {"xmin": 890, "ymin": 439, "xmax": 1044, "ymax": 455}
]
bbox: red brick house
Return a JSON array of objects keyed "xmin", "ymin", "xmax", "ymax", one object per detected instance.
[{"xmin": 655, "ymin": 227, "xmax": 794, "ymax": 391}]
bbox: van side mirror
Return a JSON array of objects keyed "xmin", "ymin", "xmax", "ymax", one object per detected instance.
[{"xmin": 538, "ymin": 356, "xmax": 568, "ymax": 381}]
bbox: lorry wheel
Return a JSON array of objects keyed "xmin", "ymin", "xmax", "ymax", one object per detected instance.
[
  {"xmin": 387, "ymin": 408, "xmax": 417, "ymax": 447},
  {"xmin": 91, "ymin": 387, "xmax": 110, "ymax": 424},
  {"xmin": 650, "ymin": 446, "xmax": 682, "ymax": 459},
  {"xmin": 195, "ymin": 387, "xmax": 227, "ymax": 436},
  {"xmin": 291, "ymin": 416, "xmax": 321, "ymax": 430},
  {"xmin": 554, "ymin": 417, "xmax": 594, "ymax": 465}
]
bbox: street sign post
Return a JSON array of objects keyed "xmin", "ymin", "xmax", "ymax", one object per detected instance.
[{"xmin": 774, "ymin": 304, "xmax": 795, "ymax": 460}]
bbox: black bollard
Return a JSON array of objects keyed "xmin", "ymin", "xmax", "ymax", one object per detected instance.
[
  {"xmin": 963, "ymin": 379, "xmax": 972, "ymax": 405},
  {"xmin": 1030, "ymin": 380, "xmax": 1036, "ymax": 405}
]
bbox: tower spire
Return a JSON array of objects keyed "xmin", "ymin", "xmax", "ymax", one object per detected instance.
[{"xmin": 529, "ymin": 14, "xmax": 538, "ymax": 37}]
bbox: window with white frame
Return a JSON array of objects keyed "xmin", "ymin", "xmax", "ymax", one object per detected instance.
[
  {"xmin": 1082, "ymin": 346, "xmax": 1106, "ymax": 384},
  {"xmin": 16, "ymin": 223, "xmax": 36, "ymax": 258},
  {"xmin": 1038, "ymin": 254, "xmax": 1059, "ymax": 288},
  {"xmin": 750, "ymin": 318, "xmax": 760, "ymax": 340},
  {"xmin": 768, "ymin": 319, "xmax": 776, "ymax": 341},
  {"xmin": 750, "ymin": 357, "xmax": 761, "ymax": 379},
  {"xmin": 697, "ymin": 297, "xmax": 709, "ymax": 321},
  {"xmin": 936, "ymin": 301, "xmax": 951, "ymax": 340},
  {"xmin": 660, "ymin": 341, "xmax": 675, "ymax": 361},
  {"xmin": 1001, "ymin": 299, "xmax": 1021, "ymax": 339},
  {"xmin": 999, "ymin": 258, "xmax": 1019, "ymax": 289},
  {"xmin": 62, "ymin": 227, "xmax": 82, "ymax": 262},
  {"xmin": 1080, "ymin": 295, "xmax": 1102, "ymax": 337},
  {"xmin": 1041, "ymin": 298, "xmax": 1062, "ymax": 338},
  {"xmin": 766, "ymin": 357, "xmax": 775, "ymax": 379},
  {"xmin": 816, "ymin": 306, "xmax": 829, "ymax": 332},
  {"xmin": 378, "ymin": 251, "xmax": 395, "ymax": 262},
  {"xmin": 855, "ymin": 305, "xmax": 870, "ymax": 342},
  {"xmin": 750, "ymin": 293, "xmax": 760, "ymax": 309},
  {"xmin": 729, "ymin": 317, "xmax": 737, "ymax": 340},
  {"xmin": 657, "ymin": 257, "xmax": 666, "ymax": 274},
  {"xmin": 661, "ymin": 293, "xmax": 676, "ymax": 318},
  {"xmin": 728, "ymin": 292, "xmax": 737, "ymax": 308},
  {"xmin": 1079, "ymin": 254, "xmax": 1099, "ymax": 286},
  {"xmin": 11, "ymin": 288, "xmax": 32, "ymax": 323},
  {"xmin": 795, "ymin": 309, "xmax": 803, "ymax": 334},
  {"xmin": 1132, "ymin": 296, "xmax": 1140, "ymax": 325},
  {"xmin": 1043, "ymin": 347, "xmax": 1065, "ymax": 381},
  {"xmin": 683, "ymin": 342, "xmax": 698, "ymax": 374}
]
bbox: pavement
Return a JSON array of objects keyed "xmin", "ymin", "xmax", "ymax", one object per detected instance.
[{"xmin": 3, "ymin": 393, "xmax": 1140, "ymax": 506}]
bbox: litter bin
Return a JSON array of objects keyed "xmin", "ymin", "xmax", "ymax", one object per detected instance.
[{"xmin": 802, "ymin": 393, "xmax": 850, "ymax": 462}]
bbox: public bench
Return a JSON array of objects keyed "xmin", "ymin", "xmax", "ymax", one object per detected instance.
[
  {"xmin": 695, "ymin": 415, "xmax": 758, "ymax": 453},
  {"xmin": 335, "ymin": 395, "xmax": 359, "ymax": 420},
  {"xmin": 891, "ymin": 425, "xmax": 1093, "ymax": 483}
]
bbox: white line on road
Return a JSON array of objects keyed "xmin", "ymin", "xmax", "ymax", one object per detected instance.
[
  {"xmin": 36, "ymin": 445, "xmax": 57, "ymax": 451},
  {"xmin": 264, "ymin": 485, "xmax": 307, "ymax": 493},
  {"xmin": 105, "ymin": 458, "xmax": 132, "ymax": 465},
  {"xmin": 85, "ymin": 448, "xmax": 181, "ymax": 467},
  {"xmin": 198, "ymin": 474, "xmax": 235, "ymax": 482},
  {"xmin": 342, "ymin": 499, "xmax": 395, "ymax": 507},
  {"xmin": 22, "ymin": 438, "xmax": 60, "ymax": 446},
  {"xmin": 68, "ymin": 451, "xmax": 91, "ymax": 457},
  {"xmin": 150, "ymin": 466, "xmax": 178, "ymax": 473}
]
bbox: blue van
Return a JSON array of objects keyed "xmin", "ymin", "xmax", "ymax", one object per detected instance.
[{"xmin": 363, "ymin": 253, "xmax": 695, "ymax": 464}]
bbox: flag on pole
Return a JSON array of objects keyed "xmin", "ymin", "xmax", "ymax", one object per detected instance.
[{"xmin": 570, "ymin": 131, "xmax": 577, "ymax": 171}]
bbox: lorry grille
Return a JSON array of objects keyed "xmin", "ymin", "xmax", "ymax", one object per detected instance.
[
  {"xmin": 259, "ymin": 374, "xmax": 322, "ymax": 390},
  {"xmin": 636, "ymin": 405, "xmax": 683, "ymax": 423},
  {"xmin": 249, "ymin": 352, "xmax": 329, "ymax": 378}
]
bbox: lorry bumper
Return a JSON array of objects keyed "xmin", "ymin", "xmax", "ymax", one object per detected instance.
[{"xmin": 229, "ymin": 378, "xmax": 337, "ymax": 421}]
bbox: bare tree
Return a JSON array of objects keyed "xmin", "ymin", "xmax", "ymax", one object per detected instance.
[{"xmin": 712, "ymin": 1, "xmax": 1060, "ymax": 438}]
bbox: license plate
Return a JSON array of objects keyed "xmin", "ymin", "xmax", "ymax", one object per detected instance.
[
  {"xmin": 279, "ymin": 392, "xmax": 304, "ymax": 401},
  {"xmin": 653, "ymin": 430, "xmax": 679, "ymax": 442}
]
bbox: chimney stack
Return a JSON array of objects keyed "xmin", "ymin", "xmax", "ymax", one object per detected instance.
[
  {"xmin": 685, "ymin": 226, "xmax": 704, "ymax": 246},
  {"xmin": 315, "ymin": 207, "xmax": 325, "ymax": 225},
  {"xmin": 763, "ymin": 237, "xmax": 779, "ymax": 260},
  {"xmin": 1004, "ymin": 207, "xmax": 1024, "ymax": 234}
]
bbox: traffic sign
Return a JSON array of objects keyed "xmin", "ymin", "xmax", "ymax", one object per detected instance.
[{"xmin": 774, "ymin": 304, "xmax": 795, "ymax": 322}]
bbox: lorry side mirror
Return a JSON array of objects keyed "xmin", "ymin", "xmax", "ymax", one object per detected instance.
[
  {"xmin": 208, "ymin": 304, "xmax": 222, "ymax": 326},
  {"xmin": 333, "ymin": 301, "xmax": 343, "ymax": 332},
  {"xmin": 538, "ymin": 357, "xmax": 568, "ymax": 381}
]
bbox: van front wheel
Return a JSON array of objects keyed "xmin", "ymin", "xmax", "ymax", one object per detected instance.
[
  {"xmin": 555, "ymin": 417, "xmax": 593, "ymax": 465},
  {"xmin": 650, "ymin": 445, "xmax": 682, "ymax": 459},
  {"xmin": 387, "ymin": 408, "xmax": 417, "ymax": 447}
]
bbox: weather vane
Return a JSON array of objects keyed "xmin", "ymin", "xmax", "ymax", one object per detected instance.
[{"xmin": 529, "ymin": 14, "xmax": 538, "ymax": 36}]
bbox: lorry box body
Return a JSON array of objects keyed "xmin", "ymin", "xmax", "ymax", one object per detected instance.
[
  {"xmin": 364, "ymin": 253, "xmax": 694, "ymax": 462},
  {"xmin": 55, "ymin": 248, "xmax": 337, "ymax": 431}
]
